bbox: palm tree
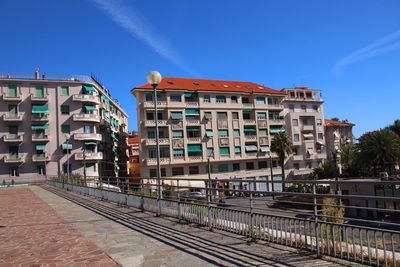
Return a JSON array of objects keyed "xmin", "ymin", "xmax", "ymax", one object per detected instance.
[{"xmin": 270, "ymin": 132, "xmax": 292, "ymax": 190}]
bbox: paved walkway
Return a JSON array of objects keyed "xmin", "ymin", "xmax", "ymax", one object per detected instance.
[{"xmin": 0, "ymin": 187, "xmax": 118, "ymax": 266}]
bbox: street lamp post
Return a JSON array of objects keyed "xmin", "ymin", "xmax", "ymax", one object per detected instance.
[
  {"xmin": 269, "ymin": 151, "xmax": 275, "ymax": 200},
  {"xmin": 316, "ymin": 141, "xmax": 341, "ymax": 196},
  {"xmin": 65, "ymin": 134, "xmax": 71, "ymax": 185},
  {"xmin": 147, "ymin": 71, "xmax": 162, "ymax": 217}
]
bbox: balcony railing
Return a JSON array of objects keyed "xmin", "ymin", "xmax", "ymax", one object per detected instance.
[
  {"xmin": 146, "ymin": 157, "xmax": 171, "ymax": 165},
  {"xmin": 32, "ymin": 133, "xmax": 49, "ymax": 142},
  {"xmin": 186, "ymin": 118, "xmax": 200, "ymax": 125},
  {"xmin": 32, "ymin": 154, "xmax": 50, "ymax": 162},
  {"xmin": 185, "ymin": 102, "xmax": 199, "ymax": 107},
  {"xmin": 74, "ymin": 152, "xmax": 103, "ymax": 161},
  {"xmin": 31, "ymin": 113, "xmax": 49, "ymax": 121},
  {"xmin": 145, "ymin": 138, "xmax": 170, "ymax": 146},
  {"xmin": 3, "ymin": 94, "xmax": 22, "ymax": 101},
  {"xmin": 143, "ymin": 101, "xmax": 167, "ymax": 108},
  {"xmin": 73, "ymin": 113, "xmax": 100, "ymax": 122},
  {"xmin": 187, "ymin": 137, "xmax": 201, "ymax": 143},
  {"xmin": 143, "ymin": 120, "xmax": 168, "ymax": 127},
  {"xmin": 73, "ymin": 94, "xmax": 100, "ymax": 104},
  {"xmin": 244, "ymin": 135, "xmax": 257, "ymax": 141},
  {"xmin": 269, "ymin": 119, "xmax": 285, "ymax": 125},
  {"xmin": 267, "ymin": 104, "xmax": 284, "ymax": 109},
  {"xmin": 74, "ymin": 133, "xmax": 102, "ymax": 141},
  {"xmin": 243, "ymin": 119, "xmax": 256, "ymax": 125},
  {"xmin": 4, "ymin": 155, "xmax": 24, "ymax": 163},
  {"xmin": 302, "ymin": 125, "xmax": 314, "ymax": 131},
  {"xmin": 31, "ymin": 94, "xmax": 48, "ymax": 101},
  {"xmin": 3, "ymin": 113, "xmax": 23, "ymax": 121},
  {"xmin": 4, "ymin": 134, "xmax": 23, "ymax": 142}
]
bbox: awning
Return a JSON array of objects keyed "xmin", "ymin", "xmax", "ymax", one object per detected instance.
[
  {"xmin": 244, "ymin": 128, "xmax": 256, "ymax": 132},
  {"xmin": 245, "ymin": 145, "xmax": 258, "ymax": 152},
  {"xmin": 234, "ymin": 147, "xmax": 241, "ymax": 153},
  {"xmin": 184, "ymin": 92, "xmax": 197, "ymax": 97},
  {"xmin": 270, "ymin": 127, "xmax": 285, "ymax": 134},
  {"xmin": 173, "ymin": 149, "xmax": 184, "ymax": 156},
  {"xmin": 32, "ymin": 124, "xmax": 49, "ymax": 130},
  {"xmin": 187, "ymin": 144, "xmax": 202, "ymax": 152},
  {"xmin": 260, "ymin": 146, "xmax": 270, "ymax": 153},
  {"xmin": 172, "ymin": 131, "xmax": 183, "ymax": 138},
  {"xmin": 187, "ymin": 128, "xmax": 200, "ymax": 132},
  {"xmin": 84, "ymin": 105, "xmax": 97, "ymax": 111},
  {"xmin": 101, "ymin": 94, "xmax": 110, "ymax": 103},
  {"xmin": 147, "ymin": 145, "xmax": 170, "ymax": 148},
  {"xmin": 171, "ymin": 112, "xmax": 183, "ymax": 120},
  {"xmin": 83, "ymin": 84, "xmax": 97, "ymax": 93},
  {"xmin": 85, "ymin": 142, "xmax": 97, "ymax": 146},
  {"xmin": 307, "ymin": 148, "xmax": 314, "ymax": 155},
  {"xmin": 206, "ymin": 130, "xmax": 213, "ymax": 137},
  {"xmin": 185, "ymin": 109, "xmax": 200, "ymax": 115},
  {"xmin": 303, "ymin": 133, "xmax": 314, "ymax": 139},
  {"xmin": 32, "ymin": 103, "xmax": 48, "ymax": 113},
  {"xmin": 62, "ymin": 143, "xmax": 72, "ymax": 150},
  {"xmin": 36, "ymin": 144, "xmax": 46, "ymax": 151}
]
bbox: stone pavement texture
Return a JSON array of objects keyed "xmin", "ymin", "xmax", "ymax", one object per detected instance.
[
  {"xmin": 0, "ymin": 187, "xmax": 119, "ymax": 266},
  {"xmin": 36, "ymin": 185, "xmax": 354, "ymax": 267}
]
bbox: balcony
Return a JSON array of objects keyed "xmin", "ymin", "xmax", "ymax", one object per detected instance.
[
  {"xmin": 145, "ymin": 138, "xmax": 170, "ymax": 146},
  {"xmin": 258, "ymin": 120, "xmax": 268, "ymax": 128},
  {"xmin": 243, "ymin": 119, "xmax": 256, "ymax": 125},
  {"xmin": 31, "ymin": 113, "xmax": 49, "ymax": 122},
  {"xmin": 269, "ymin": 119, "xmax": 285, "ymax": 125},
  {"xmin": 142, "ymin": 101, "xmax": 167, "ymax": 108},
  {"xmin": 143, "ymin": 120, "xmax": 168, "ymax": 127},
  {"xmin": 3, "ymin": 94, "xmax": 22, "ymax": 102},
  {"xmin": 4, "ymin": 155, "xmax": 24, "ymax": 163},
  {"xmin": 73, "ymin": 94, "xmax": 100, "ymax": 104},
  {"xmin": 243, "ymin": 103, "xmax": 254, "ymax": 109},
  {"xmin": 186, "ymin": 118, "xmax": 200, "ymax": 125},
  {"xmin": 73, "ymin": 113, "xmax": 100, "ymax": 123},
  {"xmin": 4, "ymin": 134, "xmax": 23, "ymax": 143},
  {"xmin": 170, "ymin": 120, "xmax": 183, "ymax": 130},
  {"xmin": 187, "ymin": 137, "xmax": 201, "ymax": 143},
  {"xmin": 244, "ymin": 135, "xmax": 257, "ymax": 141},
  {"xmin": 172, "ymin": 138, "xmax": 184, "ymax": 148},
  {"xmin": 31, "ymin": 94, "xmax": 48, "ymax": 102},
  {"xmin": 146, "ymin": 157, "xmax": 171, "ymax": 166},
  {"xmin": 188, "ymin": 156, "xmax": 203, "ymax": 162},
  {"xmin": 74, "ymin": 133, "xmax": 102, "ymax": 141},
  {"xmin": 185, "ymin": 102, "xmax": 199, "ymax": 107},
  {"xmin": 268, "ymin": 104, "xmax": 284, "ymax": 110},
  {"xmin": 32, "ymin": 154, "xmax": 51, "ymax": 162},
  {"xmin": 32, "ymin": 133, "xmax": 49, "ymax": 142},
  {"xmin": 3, "ymin": 113, "xmax": 23, "ymax": 122},
  {"xmin": 302, "ymin": 125, "xmax": 314, "ymax": 131},
  {"xmin": 75, "ymin": 152, "xmax": 103, "ymax": 161},
  {"xmin": 259, "ymin": 137, "xmax": 269, "ymax": 145}
]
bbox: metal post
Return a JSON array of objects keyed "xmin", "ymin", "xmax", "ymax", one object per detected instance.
[
  {"xmin": 67, "ymin": 139, "xmax": 70, "ymax": 184},
  {"xmin": 83, "ymin": 147, "xmax": 87, "ymax": 186},
  {"xmin": 153, "ymin": 84, "xmax": 162, "ymax": 216},
  {"xmin": 313, "ymin": 183, "xmax": 320, "ymax": 257},
  {"xmin": 177, "ymin": 179, "xmax": 181, "ymax": 222},
  {"xmin": 206, "ymin": 180, "xmax": 212, "ymax": 230},
  {"xmin": 269, "ymin": 152, "xmax": 275, "ymax": 200},
  {"xmin": 250, "ymin": 184, "xmax": 254, "ymax": 239}
]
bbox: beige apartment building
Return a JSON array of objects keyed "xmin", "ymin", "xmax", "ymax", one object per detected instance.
[
  {"xmin": 281, "ymin": 86, "xmax": 327, "ymax": 178},
  {"xmin": 324, "ymin": 119, "xmax": 354, "ymax": 160},
  {"xmin": 0, "ymin": 71, "xmax": 128, "ymax": 183},
  {"xmin": 132, "ymin": 78, "xmax": 293, "ymax": 192}
]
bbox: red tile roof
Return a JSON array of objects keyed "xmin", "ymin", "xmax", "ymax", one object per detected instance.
[
  {"xmin": 128, "ymin": 137, "xmax": 139, "ymax": 144},
  {"xmin": 325, "ymin": 119, "xmax": 354, "ymax": 127},
  {"xmin": 133, "ymin": 77, "xmax": 286, "ymax": 95}
]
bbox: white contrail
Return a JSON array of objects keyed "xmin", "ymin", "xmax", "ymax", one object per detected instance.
[
  {"xmin": 333, "ymin": 30, "xmax": 400, "ymax": 74},
  {"xmin": 90, "ymin": 0, "xmax": 197, "ymax": 75}
]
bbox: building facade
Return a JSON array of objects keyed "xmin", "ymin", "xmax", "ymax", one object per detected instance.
[
  {"xmin": 281, "ymin": 87, "xmax": 327, "ymax": 178},
  {"xmin": 324, "ymin": 119, "xmax": 354, "ymax": 160},
  {"xmin": 127, "ymin": 133, "xmax": 140, "ymax": 183},
  {"xmin": 0, "ymin": 71, "xmax": 128, "ymax": 183},
  {"xmin": 132, "ymin": 78, "xmax": 291, "ymax": 192}
]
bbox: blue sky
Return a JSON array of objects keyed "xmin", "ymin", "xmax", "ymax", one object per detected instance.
[{"xmin": 1, "ymin": 0, "xmax": 400, "ymax": 137}]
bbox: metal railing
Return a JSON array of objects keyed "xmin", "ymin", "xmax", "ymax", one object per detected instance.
[{"xmin": 47, "ymin": 176, "xmax": 400, "ymax": 266}]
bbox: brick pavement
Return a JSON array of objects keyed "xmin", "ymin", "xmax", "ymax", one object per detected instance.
[{"xmin": 0, "ymin": 187, "xmax": 119, "ymax": 266}]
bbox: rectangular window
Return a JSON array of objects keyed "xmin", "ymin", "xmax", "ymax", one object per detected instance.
[
  {"xmin": 9, "ymin": 126, "xmax": 18, "ymax": 135},
  {"xmin": 217, "ymin": 112, "xmax": 227, "ymax": 120},
  {"xmin": 170, "ymin": 112, "xmax": 183, "ymax": 120},
  {"xmin": 86, "ymin": 163, "xmax": 96, "ymax": 173},
  {"xmin": 61, "ymin": 86, "xmax": 69, "ymax": 96},
  {"xmin": 256, "ymin": 96, "xmax": 266, "ymax": 105},
  {"xmin": 189, "ymin": 166, "xmax": 199, "ymax": 174},
  {"xmin": 63, "ymin": 163, "xmax": 72, "ymax": 173},
  {"xmin": 61, "ymin": 105, "xmax": 70, "ymax": 115},
  {"xmin": 243, "ymin": 112, "xmax": 251, "ymax": 120},
  {"xmin": 231, "ymin": 96, "xmax": 238, "ymax": 103},
  {"xmin": 232, "ymin": 112, "xmax": 239, "ymax": 120},
  {"xmin": 292, "ymin": 119, "xmax": 298, "ymax": 126},
  {"xmin": 147, "ymin": 131, "xmax": 155, "ymax": 139},
  {"xmin": 204, "ymin": 112, "xmax": 212, "ymax": 120},
  {"xmin": 170, "ymin": 94, "xmax": 181, "ymax": 102},
  {"xmin": 317, "ymin": 119, "xmax": 322, "ymax": 126},
  {"xmin": 218, "ymin": 130, "xmax": 228, "ymax": 137},
  {"xmin": 233, "ymin": 129, "xmax": 240, "ymax": 137},
  {"xmin": 218, "ymin": 164, "xmax": 229, "ymax": 173},
  {"xmin": 259, "ymin": 129, "xmax": 267, "ymax": 137},
  {"xmin": 242, "ymin": 97, "xmax": 250, "ymax": 104},
  {"xmin": 234, "ymin": 146, "xmax": 241, "ymax": 155},
  {"xmin": 203, "ymin": 95, "xmax": 210, "ymax": 103},
  {"xmin": 216, "ymin": 95, "xmax": 226, "ymax": 103},
  {"xmin": 301, "ymin": 105, "xmax": 307, "ymax": 111},
  {"xmin": 8, "ymin": 104, "xmax": 17, "ymax": 115},
  {"xmin": 257, "ymin": 112, "xmax": 266, "ymax": 120},
  {"xmin": 233, "ymin": 163, "xmax": 240, "ymax": 171},
  {"xmin": 172, "ymin": 167, "xmax": 184, "ymax": 176},
  {"xmin": 206, "ymin": 130, "xmax": 213, "ymax": 137},
  {"xmin": 289, "ymin": 104, "xmax": 295, "ymax": 111},
  {"xmin": 220, "ymin": 147, "xmax": 230, "ymax": 156},
  {"xmin": 246, "ymin": 162, "xmax": 254, "ymax": 170},
  {"xmin": 207, "ymin": 148, "xmax": 214, "ymax": 157},
  {"xmin": 173, "ymin": 149, "xmax": 184, "ymax": 157},
  {"xmin": 145, "ymin": 93, "xmax": 153, "ymax": 101},
  {"xmin": 37, "ymin": 165, "xmax": 46, "ymax": 175},
  {"xmin": 84, "ymin": 125, "xmax": 93, "ymax": 133},
  {"xmin": 318, "ymin": 133, "xmax": 324, "ymax": 140},
  {"xmin": 8, "ymin": 85, "xmax": 17, "ymax": 97},
  {"xmin": 9, "ymin": 167, "xmax": 19, "ymax": 177},
  {"xmin": 188, "ymin": 144, "xmax": 202, "ymax": 156},
  {"xmin": 313, "ymin": 105, "xmax": 318, "ymax": 111},
  {"xmin": 61, "ymin": 124, "xmax": 70, "ymax": 134},
  {"xmin": 35, "ymin": 86, "xmax": 44, "ymax": 98},
  {"xmin": 172, "ymin": 130, "xmax": 183, "ymax": 138},
  {"xmin": 259, "ymin": 161, "xmax": 268, "ymax": 169},
  {"xmin": 146, "ymin": 112, "xmax": 154, "ymax": 120},
  {"xmin": 293, "ymin": 134, "xmax": 300, "ymax": 142}
]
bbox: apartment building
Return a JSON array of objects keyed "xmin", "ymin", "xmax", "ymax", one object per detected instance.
[
  {"xmin": 132, "ymin": 78, "xmax": 288, "ymax": 192},
  {"xmin": 281, "ymin": 86, "xmax": 327, "ymax": 178},
  {"xmin": 324, "ymin": 119, "xmax": 354, "ymax": 160},
  {"xmin": 0, "ymin": 71, "xmax": 128, "ymax": 183},
  {"xmin": 127, "ymin": 133, "xmax": 140, "ymax": 183}
]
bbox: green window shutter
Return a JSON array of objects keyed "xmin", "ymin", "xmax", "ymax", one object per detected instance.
[
  {"xmin": 61, "ymin": 86, "xmax": 69, "ymax": 96},
  {"xmin": 170, "ymin": 112, "xmax": 183, "ymax": 120},
  {"xmin": 187, "ymin": 144, "xmax": 202, "ymax": 152},
  {"xmin": 220, "ymin": 147, "xmax": 230, "ymax": 156},
  {"xmin": 185, "ymin": 109, "xmax": 200, "ymax": 115},
  {"xmin": 8, "ymin": 105, "xmax": 17, "ymax": 115},
  {"xmin": 35, "ymin": 86, "xmax": 44, "ymax": 97},
  {"xmin": 32, "ymin": 103, "xmax": 48, "ymax": 113},
  {"xmin": 206, "ymin": 130, "xmax": 213, "ymax": 137},
  {"xmin": 83, "ymin": 84, "xmax": 96, "ymax": 93},
  {"xmin": 218, "ymin": 164, "xmax": 229, "ymax": 172},
  {"xmin": 234, "ymin": 146, "xmax": 241, "ymax": 153},
  {"xmin": 8, "ymin": 85, "xmax": 17, "ymax": 97},
  {"xmin": 233, "ymin": 130, "xmax": 240, "ymax": 137},
  {"xmin": 257, "ymin": 112, "xmax": 266, "ymax": 120},
  {"xmin": 84, "ymin": 105, "xmax": 97, "ymax": 111},
  {"xmin": 207, "ymin": 148, "xmax": 214, "ymax": 157},
  {"xmin": 172, "ymin": 131, "xmax": 183, "ymax": 138},
  {"xmin": 269, "ymin": 126, "xmax": 285, "ymax": 133},
  {"xmin": 148, "ymin": 131, "xmax": 155, "ymax": 138},
  {"xmin": 219, "ymin": 130, "xmax": 228, "ymax": 137},
  {"xmin": 32, "ymin": 124, "xmax": 49, "ymax": 130},
  {"xmin": 36, "ymin": 144, "xmax": 47, "ymax": 151},
  {"xmin": 187, "ymin": 127, "xmax": 200, "ymax": 132},
  {"xmin": 216, "ymin": 95, "xmax": 226, "ymax": 102},
  {"xmin": 173, "ymin": 149, "xmax": 184, "ymax": 156}
]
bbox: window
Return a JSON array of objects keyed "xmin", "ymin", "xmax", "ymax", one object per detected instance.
[
  {"xmin": 220, "ymin": 147, "xmax": 230, "ymax": 156},
  {"xmin": 207, "ymin": 148, "xmax": 214, "ymax": 157},
  {"xmin": 218, "ymin": 130, "xmax": 228, "ymax": 137},
  {"xmin": 233, "ymin": 163, "xmax": 240, "ymax": 171},
  {"xmin": 259, "ymin": 161, "xmax": 268, "ymax": 169},
  {"xmin": 150, "ymin": 168, "xmax": 166, "ymax": 177},
  {"xmin": 61, "ymin": 105, "xmax": 70, "ymax": 115},
  {"xmin": 246, "ymin": 162, "xmax": 254, "ymax": 170},
  {"xmin": 216, "ymin": 95, "xmax": 226, "ymax": 103},
  {"xmin": 187, "ymin": 127, "xmax": 201, "ymax": 138},
  {"xmin": 242, "ymin": 97, "xmax": 250, "ymax": 104},
  {"xmin": 172, "ymin": 167, "xmax": 184, "ymax": 176},
  {"xmin": 206, "ymin": 130, "xmax": 213, "ymax": 138},
  {"xmin": 293, "ymin": 134, "xmax": 300, "ymax": 142},
  {"xmin": 9, "ymin": 167, "xmax": 19, "ymax": 177},
  {"xmin": 257, "ymin": 112, "xmax": 266, "ymax": 120},
  {"xmin": 259, "ymin": 129, "xmax": 267, "ymax": 137},
  {"xmin": 85, "ymin": 163, "xmax": 96, "ymax": 173},
  {"xmin": 232, "ymin": 112, "xmax": 239, "ymax": 120},
  {"xmin": 61, "ymin": 124, "xmax": 70, "ymax": 134},
  {"xmin": 292, "ymin": 119, "xmax": 298, "ymax": 126},
  {"xmin": 256, "ymin": 96, "xmax": 266, "ymax": 105},
  {"xmin": 146, "ymin": 112, "xmax": 154, "ymax": 120},
  {"xmin": 62, "ymin": 143, "xmax": 72, "ymax": 154},
  {"xmin": 145, "ymin": 93, "xmax": 153, "ymax": 101},
  {"xmin": 203, "ymin": 95, "xmax": 210, "ymax": 103},
  {"xmin": 313, "ymin": 105, "xmax": 318, "ymax": 111},
  {"xmin": 317, "ymin": 119, "xmax": 322, "ymax": 126},
  {"xmin": 173, "ymin": 149, "xmax": 184, "ymax": 158},
  {"xmin": 62, "ymin": 163, "xmax": 72, "ymax": 173},
  {"xmin": 289, "ymin": 104, "xmax": 295, "ymax": 112},
  {"xmin": 147, "ymin": 131, "xmax": 155, "ymax": 139},
  {"xmin": 206, "ymin": 164, "xmax": 213, "ymax": 173},
  {"xmin": 318, "ymin": 133, "xmax": 324, "ymax": 140},
  {"xmin": 294, "ymin": 163, "xmax": 300, "ymax": 170},
  {"xmin": 231, "ymin": 96, "xmax": 238, "ymax": 103},
  {"xmin": 234, "ymin": 146, "xmax": 241, "ymax": 155},
  {"xmin": 170, "ymin": 94, "xmax": 181, "ymax": 102},
  {"xmin": 242, "ymin": 112, "xmax": 251, "ymax": 120},
  {"xmin": 37, "ymin": 165, "xmax": 46, "ymax": 175},
  {"xmin": 84, "ymin": 125, "xmax": 93, "ymax": 133},
  {"xmin": 35, "ymin": 86, "xmax": 44, "ymax": 98},
  {"xmin": 204, "ymin": 112, "xmax": 212, "ymax": 120},
  {"xmin": 218, "ymin": 164, "xmax": 229, "ymax": 173},
  {"xmin": 188, "ymin": 144, "xmax": 202, "ymax": 156},
  {"xmin": 233, "ymin": 129, "xmax": 240, "ymax": 137},
  {"xmin": 172, "ymin": 131, "xmax": 183, "ymax": 138},
  {"xmin": 171, "ymin": 112, "xmax": 183, "ymax": 120},
  {"xmin": 8, "ymin": 104, "xmax": 17, "ymax": 115},
  {"xmin": 189, "ymin": 166, "xmax": 199, "ymax": 174},
  {"xmin": 272, "ymin": 160, "xmax": 278, "ymax": 168},
  {"xmin": 293, "ymin": 147, "xmax": 298, "ymax": 155},
  {"xmin": 61, "ymin": 86, "xmax": 69, "ymax": 96},
  {"xmin": 8, "ymin": 126, "xmax": 18, "ymax": 135},
  {"xmin": 8, "ymin": 85, "xmax": 17, "ymax": 97},
  {"xmin": 217, "ymin": 112, "xmax": 227, "ymax": 120},
  {"xmin": 301, "ymin": 105, "xmax": 307, "ymax": 111}
]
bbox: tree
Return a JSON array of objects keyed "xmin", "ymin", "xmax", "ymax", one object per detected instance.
[
  {"xmin": 387, "ymin": 119, "xmax": 400, "ymax": 137},
  {"xmin": 271, "ymin": 132, "xmax": 292, "ymax": 190}
]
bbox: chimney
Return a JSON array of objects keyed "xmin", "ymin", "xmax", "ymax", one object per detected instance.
[{"xmin": 34, "ymin": 69, "xmax": 39, "ymax": 80}]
